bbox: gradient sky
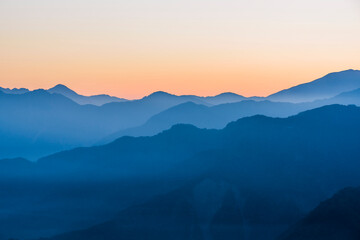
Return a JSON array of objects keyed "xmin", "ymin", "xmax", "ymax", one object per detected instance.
[{"xmin": 0, "ymin": 0, "xmax": 359, "ymax": 99}]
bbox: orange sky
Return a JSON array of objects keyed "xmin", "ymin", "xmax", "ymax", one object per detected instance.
[{"xmin": 0, "ymin": 0, "xmax": 359, "ymax": 99}]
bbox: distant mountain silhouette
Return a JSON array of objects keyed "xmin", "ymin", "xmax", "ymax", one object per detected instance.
[
  {"xmin": 139, "ymin": 91, "xmax": 211, "ymax": 107},
  {"xmin": 324, "ymin": 87, "xmax": 360, "ymax": 105},
  {"xmin": 3, "ymin": 69, "xmax": 360, "ymax": 106},
  {"xmin": 47, "ymin": 84, "xmax": 127, "ymax": 106},
  {"xmin": 0, "ymin": 89, "xmax": 83, "ymax": 159},
  {"xmin": 201, "ymin": 92, "xmax": 247, "ymax": 105},
  {"xmin": 103, "ymin": 70, "xmax": 360, "ymax": 142},
  {"xmin": 1, "ymin": 83, "xmax": 248, "ymax": 106},
  {"xmin": 0, "ymin": 89, "xmax": 235, "ymax": 159},
  {"xmin": 17, "ymin": 104, "xmax": 360, "ymax": 186},
  {"xmin": 101, "ymin": 100, "xmax": 316, "ymax": 143},
  {"xmin": 3, "ymin": 69, "xmax": 360, "ymax": 157},
  {"xmin": 279, "ymin": 187, "xmax": 360, "ymax": 240},
  {"xmin": 0, "ymin": 87, "xmax": 251, "ymax": 159},
  {"xmin": 267, "ymin": 69, "xmax": 360, "ymax": 102},
  {"xmin": 139, "ymin": 91, "xmax": 249, "ymax": 106},
  {"xmin": 0, "ymin": 86, "xmax": 29, "ymax": 94},
  {"xmin": 2, "ymin": 105, "xmax": 360, "ymax": 240}
]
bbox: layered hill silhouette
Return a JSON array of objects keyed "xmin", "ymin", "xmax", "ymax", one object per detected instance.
[
  {"xmin": 279, "ymin": 187, "xmax": 360, "ymax": 240},
  {"xmin": 101, "ymin": 100, "xmax": 316, "ymax": 142},
  {"xmin": 0, "ymin": 86, "xmax": 29, "ymax": 94},
  {"xmin": 130, "ymin": 90, "xmax": 248, "ymax": 106},
  {"xmin": 2, "ymin": 69, "xmax": 360, "ymax": 239},
  {"xmin": 0, "ymin": 89, "xmax": 301, "ymax": 159},
  {"xmin": 2, "ymin": 69, "xmax": 360, "ymax": 107},
  {"xmin": 103, "ymin": 89, "xmax": 360, "ymax": 143},
  {"xmin": 2, "ymin": 105, "xmax": 360, "ymax": 240},
  {"xmin": 0, "ymin": 85, "xmax": 126, "ymax": 106},
  {"xmin": 30, "ymin": 105, "xmax": 360, "ymax": 240},
  {"xmin": 33, "ymin": 104, "xmax": 360, "ymax": 179},
  {"xmin": 267, "ymin": 69, "xmax": 360, "ymax": 102},
  {"xmin": 1, "ymin": 69, "xmax": 360, "ymax": 159},
  {"xmin": 0, "ymin": 89, "xmax": 230, "ymax": 159},
  {"xmin": 0, "ymin": 84, "xmax": 247, "ymax": 106},
  {"xmin": 321, "ymin": 87, "xmax": 360, "ymax": 105},
  {"xmin": 47, "ymin": 84, "xmax": 127, "ymax": 106},
  {"xmin": 101, "ymin": 69, "xmax": 360, "ymax": 141},
  {"xmin": 196, "ymin": 92, "xmax": 247, "ymax": 105}
]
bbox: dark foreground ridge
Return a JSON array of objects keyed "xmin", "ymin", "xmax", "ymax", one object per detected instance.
[{"xmin": 279, "ymin": 187, "xmax": 360, "ymax": 240}]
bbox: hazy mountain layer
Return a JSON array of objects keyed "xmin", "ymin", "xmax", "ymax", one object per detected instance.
[
  {"xmin": 47, "ymin": 84, "xmax": 127, "ymax": 106},
  {"xmin": 267, "ymin": 69, "xmax": 360, "ymax": 102},
  {"xmin": 2, "ymin": 69, "xmax": 360, "ymax": 160},
  {"xmin": 102, "ymin": 100, "xmax": 318, "ymax": 143},
  {"xmin": 0, "ymin": 89, "xmax": 240, "ymax": 160},
  {"xmin": 1, "ymin": 105, "xmax": 360, "ymax": 240}
]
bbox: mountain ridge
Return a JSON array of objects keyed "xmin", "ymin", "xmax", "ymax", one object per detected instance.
[
  {"xmin": 47, "ymin": 84, "xmax": 127, "ymax": 106},
  {"xmin": 267, "ymin": 69, "xmax": 360, "ymax": 102}
]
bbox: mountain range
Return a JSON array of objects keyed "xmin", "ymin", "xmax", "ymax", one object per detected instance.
[
  {"xmin": 2, "ymin": 69, "xmax": 360, "ymax": 105},
  {"xmin": 1, "ymin": 69, "xmax": 360, "ymax": 160},
  {"xmin": 1, "ymin": 69, "xmax": 360, "ymax": 239},
  {"xmin": 100, "ymin": 100, "xmax": 313, "ymax": 143},
  {"xmin": 101, "ymin": 85, "xmax": 360, "ymax": 143},
  {"xmin": 0, "ymin": 85, "xmax": 126, "ymax": 106},
  {"xmin": 47, "ymin": 84, "xmax": 127, "ymax": 106},
  {"xmin": 0, "ymin": 89, "xmax": 244, "ymax": 159},
  {"xmin": 1, "ymin": 105, "xmax": 360, "ymax": 239}
]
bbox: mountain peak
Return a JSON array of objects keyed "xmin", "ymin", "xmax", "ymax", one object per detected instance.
[
  {"xmin": 164, "ymin": 123, "xmax": 201, "ymax": 135},
  {"xmin": 54, "ymin": 84, "xmax": 67, "ymax": 88},
  {"xmin": 50, "ymin": 84, "xmax": 72, "ymax": 91},
  {"xmin": 213, "ymin": 92, "xmax": 246, "ymax": 99},
  {"xmin": 343, "ymin": 69, "xmax": 357, "ymax": 72},
  {"xmin": 48, "ymin": 84, "xmax": 78, "ymax": 96},
  {"xmin": 323, "ymin": 69, "xmax": 360, "ymax": 78},
  {"xmin": 146, "ymin": 91, "xmax": 174, "ymax": 98},
  {"xmin": 215, "ymin": 92, "xmax": 240, "ymax": 97}
]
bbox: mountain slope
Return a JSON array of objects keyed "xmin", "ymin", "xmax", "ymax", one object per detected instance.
[
  {"xmin": 267, "ymin": 69, "xmax": 360, "ymax": 102},
  {"xmin": 102, "ymin": 100, "xmax": 315, "ymax": 143},
  {"xmin": 47, "ymin": 84, "xmax": 127, "ymax": 106},
  {"xmin": 279, "ymin": 187, "xmax": 360, "ymax": 240},
  {"xmin": 325, "ymin": 87, "xmax": 360, "ymax": 105}
]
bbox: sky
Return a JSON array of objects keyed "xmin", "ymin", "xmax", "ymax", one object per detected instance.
[{"xmin": 0, "ymin": 0, "xmax": 359, "ymax": 99}]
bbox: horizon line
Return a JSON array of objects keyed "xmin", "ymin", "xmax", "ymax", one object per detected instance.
[{"xmin": 1, "ymin": 69, "xmax": 358, "ymax": 100}]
